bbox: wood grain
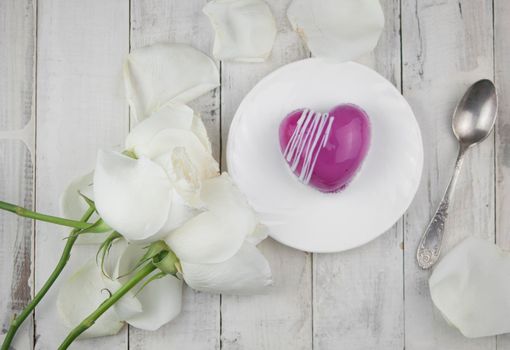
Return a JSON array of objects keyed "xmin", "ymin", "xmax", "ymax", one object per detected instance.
[
  {"xmin": 129, "ymin": 1, "xmax": 221, "ymax": 348},
  {"xmin": 402, "ymin": 0, "xmax": 495, "ymax": 349},
  {"xmin": 0, "ymin": 1, "xmax": 36, "ymax": 349},
  {"xmin": 34, "ymin": 0, "xmax": 129, "ymax": 348},
  {"xmin": 495, "ymin": 0, "xmax": 510, "ymax": 348},
  {"xmin": 220, "ymin": 1, "xmax": 313, "ymax": 349},
  {"xmin": 313, "ymin": 1, "xmax": 404, "ymax": 347}
]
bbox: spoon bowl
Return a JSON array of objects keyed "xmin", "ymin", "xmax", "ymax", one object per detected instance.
[{"xmin": 453, "ymin": 79, "xmax": 498, "ymax": 147}]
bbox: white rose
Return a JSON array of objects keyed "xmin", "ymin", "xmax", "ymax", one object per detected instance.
[
  {"xmin": 58, "ymin": 174, "xmax": 272, "ymax": 337},
  {"xmin": 62, "ymin": 103, "xmax": 219, "ymax": 243}
]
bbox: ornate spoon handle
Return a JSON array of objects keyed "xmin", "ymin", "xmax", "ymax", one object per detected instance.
[{"xmin": 416, "ymin": 146, "xmax": 467, "ymax": 269}]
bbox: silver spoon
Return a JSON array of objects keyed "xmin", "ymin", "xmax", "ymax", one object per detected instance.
[{"xmin": 416, "ymin": 79, "xmax": 498, "ymax": 269}]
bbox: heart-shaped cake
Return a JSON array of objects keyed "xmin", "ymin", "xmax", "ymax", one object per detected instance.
[{"xmin": 279, "ymin": 104, "xmax": 371, "ymax": 192}]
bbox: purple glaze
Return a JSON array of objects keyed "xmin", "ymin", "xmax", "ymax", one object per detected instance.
[{"xmin": 279, "ymin": 104, "xmax": 371, "ymax": 193}]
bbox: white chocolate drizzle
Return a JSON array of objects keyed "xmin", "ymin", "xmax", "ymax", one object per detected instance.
[{"xmin": 283, "ymin": 109, "xmax": 334, "ymax": 184}]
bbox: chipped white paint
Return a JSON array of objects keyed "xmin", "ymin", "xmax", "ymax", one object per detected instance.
[
  {"xmin": 0, "ymin": 0, "xmax": 505, "ymax": 349},
  {"xmin": 0, "ymin": 1, "xmax": 36, "ymax": 349}
]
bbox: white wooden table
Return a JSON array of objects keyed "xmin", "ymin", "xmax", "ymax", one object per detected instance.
[{"xmin": 0, "ymin": 0, "xmax": 508, "ymax": 349}]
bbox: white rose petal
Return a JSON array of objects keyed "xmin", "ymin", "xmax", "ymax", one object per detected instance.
[
  {"xmin": 114, "ymin": 244, "xmax": 183, "ymax": 331},
  {"xmin": 191, "ymin": 113, "xmax": 213, "ymax": 154},
  {"xmin": 60, "ymin": 172, "xmax": 109, "ymax": 245},
  {"xmin": 165, "ymin": 211, "xmax": 243, "ymax": 264},
  {"xmin": 124, "ymin": 43, "xmax": 220, "ymax": 121},
  {"xmin": 139, "ymin": 129, "xmax": 219, "ymax": 180},
  {"xmin": 158, "ymin": 190, "xmax": 203, "ymax": 234},
  {"xmin": 124, "ymin": 275, "xmax": 182, "ymax": 331},
  {"xmin": 165, "ymin": 174, "xmax": 257, "ymax": 264},
  {"xmin": 93, "ymin": 150, "xmax": 172, "ymax": 242},
  {"xmin": 57, "ymin": 260, "xmax": 125, "ymax": 339},
  {"xmin": 60, "ymin": 171, "xmax": 94, "ymax": 220},
  {"xmin": 154, "ymin": 147, "xmax": 203, "ymax": 208},
  {"xmin": 429, "ymin": 237, "xmax": 510, "ymax": 338},
  {"xmin": 199, "ymin": 173, "xmax": 254, "ymax": 215},
  {"xmin": 287, "ymin": 0, "xmax": 384, "ymax": 61},
  {"xmin": 181, "ymin": 242, "xmax": 272, "ymax": 294},
  {"xmin": 96, "ymin": 240, "xmax": 144, "ymax": 321},
  {"xmin": 126, "ymin": 104, "xmax": 195, "ymax": 149},
  {"xmin": 114, "ymin": 243, "xmax": 146, "ymax": 279},
  {"xmin": 203, "ymin": 0, "xmax": 277, "ymax": 62},
  {"xmin": 101, "ymin": 277, "xmax": 143, "ymax": 322},
  {"xmin": 246, "ymin": 224, "xmax": 269, "ymax": 246}
]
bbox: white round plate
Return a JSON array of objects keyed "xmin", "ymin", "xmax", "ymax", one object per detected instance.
[{"xmin": 227, "ymin": 59, "xmax": 423, "ymax": 253}]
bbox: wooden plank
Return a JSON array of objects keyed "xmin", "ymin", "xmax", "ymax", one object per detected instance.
[
  {"xmin": 0, "ymin": 0, "xmax": 36, "ymax": 132},
  {"xmin": 312, "ymin": 1, "xmax": 403, "ymax": 349},
  {"xmin": 219, "ymin": 1, "xmax": 313, "ymax": 349},
  {"xmin": 0, "ymin": 0, "xmax": 36, "ymax": 349},
  {"xmin": 128, "ymin": 1, "xmax": 221, "ymax": 349},
  {"xmin": 34, "ymin": 0, "xmax": 130, "ymax": 348},
  {"xmin": 0, "ymin": 141, "xmax": 35, "ymax": 350},
  {"xmin": 402, "ymin": 0, "xmax": 495, "ymax": 349},
  {"xmin": 495, "ymin": 0, "xmax": 510, "ymax": 348}
]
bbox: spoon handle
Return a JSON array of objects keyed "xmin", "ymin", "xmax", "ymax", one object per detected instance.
[{"xmin": 416, "ymin": 146, "xmax": 467, "ymax": 269}]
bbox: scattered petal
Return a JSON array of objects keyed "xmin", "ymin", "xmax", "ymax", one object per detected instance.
[
  {"xmin": 203, "ymin": 0, "xmax": 277, "ymax": 62},
  {"xmin": 125, "ymin": 275, "xmax": 182, "ymax": 331},
  {"xmin": 181, "ymin": 242, "xmax": 272, "ymax": 294},
  {"xmin": 165, "ymin": 174, "xmax": 257, "ymax": 264},
  {"xmin": 124, "ymin": 43, "xmax": 220, "ymax": 121},
  {"xmin": 93, "ymin": 150, "xmax": 172, "ymax": 242},
  {"xmin": 102, "ymin": 277, "xmax": 143, "ymax": 322},
  {"xmin": 287, "ymin": 0, "xmax": 384, "ymax": 61},
  {"xmin": 57, "ymin": 260, "xmax": 124, "ymax": 339},
  {"xmin": 430, "ymin": 237, "xmax": 510, "ymax": 338},
  {"xmin": 114, "ymin": 243, "xmax": 183, "ymax": 331}
]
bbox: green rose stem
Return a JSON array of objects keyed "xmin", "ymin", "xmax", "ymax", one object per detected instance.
[
  {"xmin": 0, "ymin": 200, "xmax": 94, "ymax": 230},
  {"xmin": 58, "ymin": 263, "xmax": 158, "ymax": 350},
  {"xmin": 1, "ymin": 206, "xmax": 95, "ymax": 350}
]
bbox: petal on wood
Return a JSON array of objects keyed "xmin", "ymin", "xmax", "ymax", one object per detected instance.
[
  {"xmin": 429, "ymin": 237, "xmax": 510, "ymax": 338},
  {"xmin": 124, "ymin": 43, "xmax": 219, "ymax": 121},
  {"xmin": 124, "ymin": 275, "xmax": 183, "ymax": 331},
  {"xmin": 203, "ymin": 0, "xmax": 277, "ymax": 62},
  {"xmin": 181, "ymin": 242, "xmax": 272, "ymax": 294},
  {"xmin": 93, "ymin": 150, "xmax": 172, "ymax": 242},
  {"xmin": 113, "ymin": 243, "xmax": 183, "ymax": 331},
  {"xmin": 57, "ymin": 260, "xmax": 125, "ymax": 339},
  {"xmin": 287, "ymin": 0, "xmax": 384, "ymax": 61}
]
